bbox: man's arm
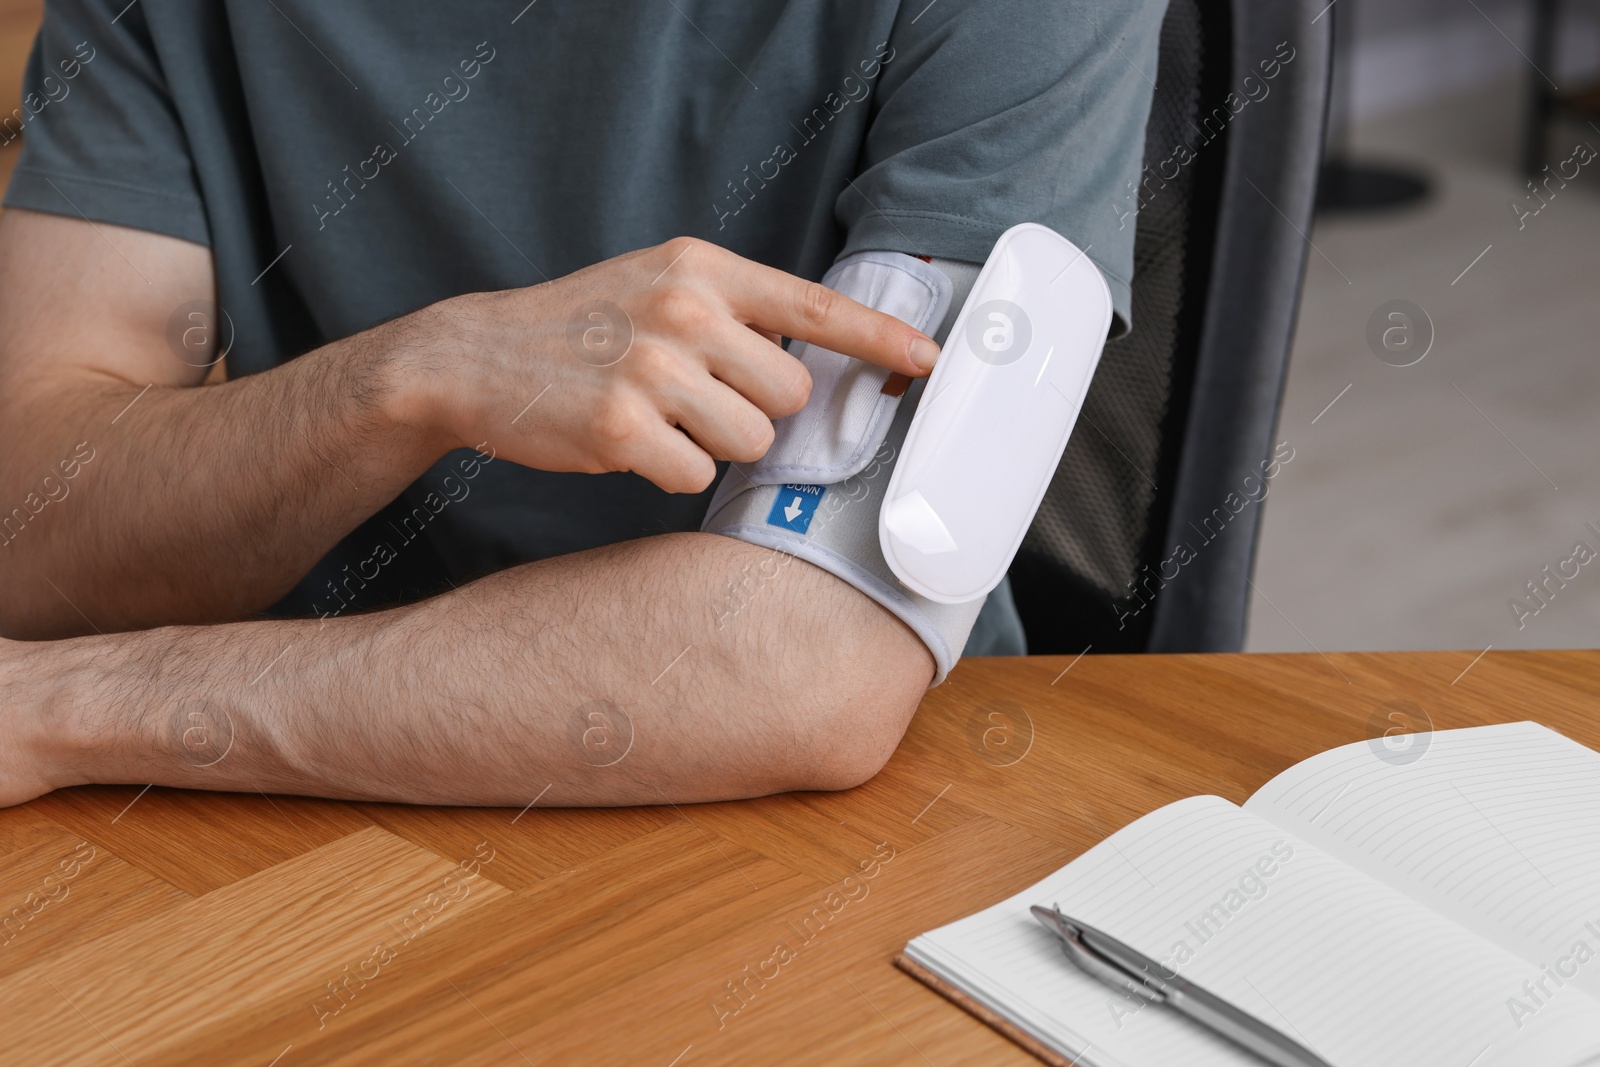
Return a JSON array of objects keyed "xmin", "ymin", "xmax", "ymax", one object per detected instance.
[
  {"xmin": 0, "ymin": 210, "xmax": 938, "ymax": 807},
  {"xmin": 0, "ymin": 210, "xmax": 938, "ymax": 638},
  {"xmin": 0, "ymin": 531, "xmax": 934, "ymax": 808},
  {"xmin": 0, "ymin": 210, "xmax": 447, "ymax": 637}
]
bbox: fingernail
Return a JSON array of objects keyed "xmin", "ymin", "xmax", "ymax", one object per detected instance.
[{"xmin": 909, "ymin": 336, "xmax": 940, "ymax": 373}]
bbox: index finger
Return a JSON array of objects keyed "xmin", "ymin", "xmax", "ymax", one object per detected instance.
[{"xmin": 711, "ymin": 249, "xmax": 942, "ymax": 377}]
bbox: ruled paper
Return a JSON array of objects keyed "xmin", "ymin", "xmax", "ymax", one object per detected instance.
[
  {"xmin": 906, "ymin": 795, "xmax": 1600, "ymax": 1067},
  {"xmin": 1246, "ymin": 722, "xmax": 1600, "ymax": 1000}
]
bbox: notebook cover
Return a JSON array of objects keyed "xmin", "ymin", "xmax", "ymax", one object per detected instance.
[{"xmin": 894, "ymin": 951, "xmax": 1083, "ymax": 1067}]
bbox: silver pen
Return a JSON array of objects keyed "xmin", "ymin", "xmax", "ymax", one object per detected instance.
[{"xmin": 1030, "ymin": 905, "xmax": 1334, "ymax": 1067}]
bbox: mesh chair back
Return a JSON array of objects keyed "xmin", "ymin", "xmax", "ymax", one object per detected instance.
[{"xmin": 1011, "ymin": 0, "xmax": 1330, "ymax": 655}]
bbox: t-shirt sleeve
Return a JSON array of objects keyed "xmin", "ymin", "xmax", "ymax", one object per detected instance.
[
  {"xmin": 837, "ymin": 0, "xmax": 1166, "ymax": 337},
  {"xmin": 3, "ymin": 0, "xmax": 210, "ymax": 246}
]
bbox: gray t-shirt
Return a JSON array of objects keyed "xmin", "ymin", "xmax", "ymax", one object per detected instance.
[{"xmin": 8, "ymin": 0, "xmax": 1161, "ymax": 632}]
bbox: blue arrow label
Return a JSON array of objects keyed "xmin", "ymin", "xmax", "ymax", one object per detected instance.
[{"xmin": 766, "ymin": 483, "xmax": 825, "ymax": 534}]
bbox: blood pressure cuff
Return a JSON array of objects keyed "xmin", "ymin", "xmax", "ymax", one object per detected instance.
[{"xmin": 701, "ymin": 250, "xmax": 983, "ymax": 685}]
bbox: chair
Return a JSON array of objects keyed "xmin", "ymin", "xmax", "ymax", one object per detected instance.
[
  {"xmin": 1523, "ymin": 0, "xmax": 1600, "ymax": 177},
  {"xmin": 1008, "ymin": 0, "xmax": 1332, "ymax": 655}
]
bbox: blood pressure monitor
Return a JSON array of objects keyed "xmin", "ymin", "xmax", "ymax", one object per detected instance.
[{"xmin": 880, "ymin": 223, "xmax": 1113, "ymax": 604}]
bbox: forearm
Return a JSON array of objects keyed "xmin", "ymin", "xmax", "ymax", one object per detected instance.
[
  {"xmin": 0, "ymin": 219, "xmax": 938, "ymax": 643},
  {"xmin": 11, "ymin": 532, "xmax": 934, "ymax": 807},
  {"xmin": 0, "ymin": 311, "xmax": 445, "ymax": 638}
]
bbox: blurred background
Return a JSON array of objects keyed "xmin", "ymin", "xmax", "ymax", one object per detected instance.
[
  {"xmin": 0, "ymin": 0, "xmax": 1594, "ymax": 655},
  {"xmin": 1245, "ymin": 0, "xmax": 1600, "ymax": 655}
]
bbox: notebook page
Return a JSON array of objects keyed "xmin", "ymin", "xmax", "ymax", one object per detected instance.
[
  {"xmin": 905, "ymin": 795, "xmax": 1600, "ymax": 1067},
  {"xmin": 1244, "ymin": 722, "xmax": 1600, "ymax": 1001}
]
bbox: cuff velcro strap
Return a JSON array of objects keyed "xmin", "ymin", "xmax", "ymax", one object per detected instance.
[
  {"xmin": 701, "ymin": 251, "xmax": 983, "ymax": 686},
  {"xmin": 703, "ymin": 251, "xmax": 952, "ymax": 520}
]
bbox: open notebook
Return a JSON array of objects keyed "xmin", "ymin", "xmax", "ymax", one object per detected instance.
[{"xmin": 901, "ymin": 722, "xmax": 1600, "ymax": 1067}]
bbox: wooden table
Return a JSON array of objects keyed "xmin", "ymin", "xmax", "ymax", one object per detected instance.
[{"xmin": 3, "ymin": 649, "xmax": 1597, "ymax": 1066}]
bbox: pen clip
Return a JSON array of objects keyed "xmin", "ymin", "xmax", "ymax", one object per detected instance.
[{"xmin": 1031, "ymin": 904, "xmax": 1164, "ymax": 1004}]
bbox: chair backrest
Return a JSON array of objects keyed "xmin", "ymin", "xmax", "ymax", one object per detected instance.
[{"xmin": 1009, "ymin": 0, "xmax": 1332, "ymax": 655}]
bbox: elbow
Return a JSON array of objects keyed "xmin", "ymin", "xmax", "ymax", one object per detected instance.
[
  {"xmin": 775, "ymin": 617, "xmax": 934, "ymax": 793},
  {"xmin": 695, "ymin": 538, "xmax": 936, "ymax": 797},
  {"xmin": 791, "ymin": 690, "xmax": 922, "ymax": 791}
]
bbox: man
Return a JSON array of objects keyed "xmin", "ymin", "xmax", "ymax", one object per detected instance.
[{"xmin": 0, "ymin": 0, "xmax": 1162, "ymax": 807}]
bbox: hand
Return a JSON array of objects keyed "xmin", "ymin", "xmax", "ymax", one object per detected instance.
[{"xmin": 387, "ymin": 237, "xmax": 942, "ymax": 493}]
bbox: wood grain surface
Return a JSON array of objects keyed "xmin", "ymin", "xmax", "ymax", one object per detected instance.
[{"xmin": 3, "ymin": 649, "xmax": 1596, "ymax": 1066}]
